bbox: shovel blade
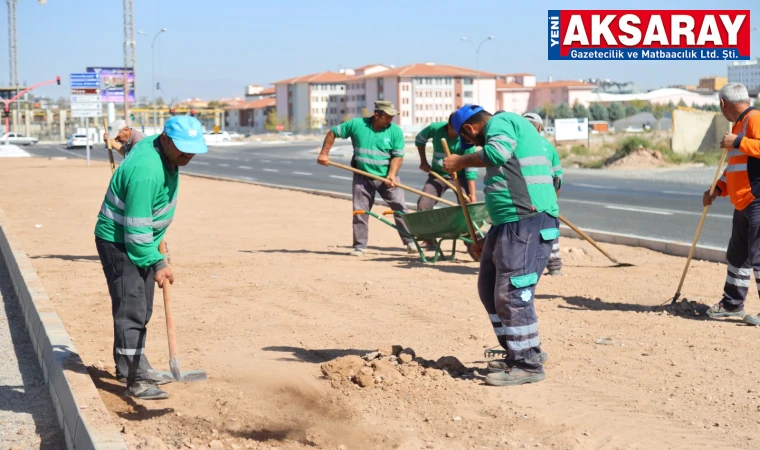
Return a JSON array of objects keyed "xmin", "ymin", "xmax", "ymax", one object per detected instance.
[{"xmin": 147, "ymin": 357, "xmax": 208, "ymax": 383}]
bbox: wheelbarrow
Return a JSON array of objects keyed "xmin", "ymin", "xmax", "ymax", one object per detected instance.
[{"xmin": 353, "ymin": 202, "xmax": 490, "ymax": 263}]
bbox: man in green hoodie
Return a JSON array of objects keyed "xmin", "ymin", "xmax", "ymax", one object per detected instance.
[{"xmin": 94, "ymin": 115, "xmax": 208, "ymax": 400}]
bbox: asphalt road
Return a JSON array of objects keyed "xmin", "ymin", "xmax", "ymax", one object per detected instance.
[{"xmin": 23, "ymin": 141, "xmax": 733, "ymax": 249}]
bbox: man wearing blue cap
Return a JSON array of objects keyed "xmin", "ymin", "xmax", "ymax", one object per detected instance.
[
  {"xmin": 443, "ymin": 105, "xmax": 559, "ymax": 387},
  {"xmin": 94, "ymin": 116, "xmax": 208, "ymax": 400}
]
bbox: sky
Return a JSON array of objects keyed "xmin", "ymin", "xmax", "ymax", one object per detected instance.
[{"xmin": 2, "ymin": 0, "xmax": 758, "ymax": 102}]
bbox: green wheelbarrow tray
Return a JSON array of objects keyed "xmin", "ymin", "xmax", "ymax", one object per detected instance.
[{"xmin": 402, "ymin": 202, "xmax": 489, "ymax": 240}]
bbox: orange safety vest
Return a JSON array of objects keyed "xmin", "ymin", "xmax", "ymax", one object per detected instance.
[{"xmin": 716, "ymin": 109, "xmax": 760, "ymax": 211}]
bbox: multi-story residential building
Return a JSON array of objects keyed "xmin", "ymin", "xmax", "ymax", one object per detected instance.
[
  {"xmin": 728, "ymin": 58, "xmax": 760, "ymax": 93},
  {"xmin": 495, "ymin": 73, "xmax": 595, "ymax": 113},
  {"xmin": 698, "ymin": 76, "xmax": 727, "ymax": 92},
  {"xmin": 359, "ymin": 62, "xmax": 497, "ymax": 133},
  {"xmin": 273, "ymin": 71, "xmax": 353, "ymax": 131},
  {"xmin": 224, "ymin": 97, "xmax": 276, "ymax": 134}
]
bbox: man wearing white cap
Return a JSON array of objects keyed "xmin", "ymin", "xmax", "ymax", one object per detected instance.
[
  {"xmin": 523, "ymin": 112, "xmax": 564, "ymax": 276},
  {"xmin": 103, "ymin": 119, "xmax": 145, "ymax": 157},
  {"xmin": 94, "ymin": 115, "xmax": 208, "ymax": 400}
]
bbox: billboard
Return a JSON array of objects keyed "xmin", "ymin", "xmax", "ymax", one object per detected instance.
[
  {"xmin": 554, "ymin": 118, "xmax": 589, "ymax": 141},
  {"xmin": 86, "ymin": 67, "xmax": 135, "ymax": 103}
]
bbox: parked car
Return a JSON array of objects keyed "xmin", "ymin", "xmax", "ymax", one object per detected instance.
[
  {"xmin": 66, "ymin": 133, "xmax": 93, "ymax": 148},
  {"xmin": 277, "ymin": 131, "xmax": 295, "ymax": 138},
  {"xmin": 0, "ymin": 132, "xmax": 38, "ymax": 146},
  {"xmin": 203, "ymin": 130, "xmax": 231, "ymax": 144},
  {"xmin": 624, "ymin": 126, "xmax": 644, "ymax": 133}
]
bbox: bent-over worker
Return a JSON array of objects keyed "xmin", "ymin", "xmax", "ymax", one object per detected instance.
[
  {"xmin": 94, "ymin": 116, "xmax": 208, "ymax": 400},
  {"xmin": 703, "ymin": 83, "xmax": 760, "ymax": 326},
  {"xmin": 103, "ymin": 119, "xmax": 145, "ymax": 157},
  {"xmin": 443, "ymin": 106, "xmax": 558, "ymax": 386},
  {"xmin": 317, "ymin": 101, "xmax": 415, "ymax": 256}
]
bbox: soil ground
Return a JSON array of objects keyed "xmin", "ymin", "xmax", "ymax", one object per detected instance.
[{"xmin": 0, "ymin": 158, "xmax": 758, "ymax": 450}]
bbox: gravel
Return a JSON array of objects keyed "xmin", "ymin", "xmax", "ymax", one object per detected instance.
[{"xmin": 0, "ymin": 260, "xmax": 65, "ymax": 449}]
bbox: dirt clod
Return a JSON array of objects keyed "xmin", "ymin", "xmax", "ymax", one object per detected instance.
[{"xmin": 320, "ymin": 356, "xmax": 365, "ymax": 382}]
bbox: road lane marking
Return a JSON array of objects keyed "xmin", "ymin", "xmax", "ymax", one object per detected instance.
[
  {"xmin": 293, "ymin": 171, "xmax": 312, "ymax": 176},
  {"xmin": 605, "ymin": 205, "xmax": 673, "ymax": 216},
  {"xmin": 572, "ymin": 183, "xmax": 615, "ymax": 190},
  {"xmin": 262, "ymin": 159, "xmax": 272, "ymax": 163},
  {"xmin": 263, "ymin": 168, "xmax": 279, "ymax": 173},
  {"xmin": 238, "ymin": 165, "xmax": 252, "ymax": 169},
  {"xmin": 218, "ymin": 163, "xmax": 230, "ymax": 167},
  {"xmin": 560, "ymin": 198, "xmax": 731, "ymax": 219},
  {"xmin": 194, "ymin": 161, "xmax": 210, "ymax": 165},
  {"xmin": 330, "ymin": 175, "xmax": 353, "ymax": 181},
  {"xmin": 663, "ymin": 190, "xmax": 699, "ymax": 196}
]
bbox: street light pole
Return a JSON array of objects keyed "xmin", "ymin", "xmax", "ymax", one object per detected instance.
[
  {"xmin": 461, "ymin": 36, "xmax": 494, "ymax": 105},
  {"xmin": 146, "ymin": 28, "xmax": 167, "ymax": 132}
]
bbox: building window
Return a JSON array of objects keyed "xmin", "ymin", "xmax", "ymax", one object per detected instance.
[
  {"xmin": 463, "ymin": 78, "xmax": 473, "ymax": 85},
  {"xmin": 464, "ymin": 92, "xmax": 472, "ymax": 98}
]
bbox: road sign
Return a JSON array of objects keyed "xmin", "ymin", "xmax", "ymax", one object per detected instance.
[
  {"xmin": 71, "ymin": 103, "xmax": 102, "ymax": 111},
  {"xmin": 71, "ymin": 110, "xmax": 102, "ymax": 118},
  {"xmin": 70, "ymin": 95, "xmax": 101, "ymax": 103},
  {"xmin": 70, "ymin": 72, "xmax": 99, "ymax": 80},
  {"xmin": 276, "ymin": 124, "xmax": 284, "ymax": 131},
  {"xmin": 70, "ymin": 88, "xmax": 100, "ymax": 95},
  {"xmin": 71, "ymin": 81, "xmax": 101, "ymax": 88}
]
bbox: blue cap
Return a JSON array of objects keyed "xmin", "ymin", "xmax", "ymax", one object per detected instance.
[
  {"xmin": 450, "ymin": 105, "xmax": 484, "ymax": 135},
  {"xmin": 163, "ymin": 116, "xmax": 208, "ymax": 154}
]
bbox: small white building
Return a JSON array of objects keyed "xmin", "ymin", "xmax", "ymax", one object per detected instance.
[{"xmin": 224, "ymin": 98, "xmax": 276, "ymax": 134}]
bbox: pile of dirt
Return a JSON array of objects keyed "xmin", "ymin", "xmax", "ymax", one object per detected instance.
[
  {"xmin": 605, "ymin": 148, "xmax": 671, "ymax": 170},
  {"xmin": 654, "ymin": 298, "xmax": 711, "ymax": 318},
  {"xmin": 321, "ymin": 347, "xmax": 474, "ymax": 389}
]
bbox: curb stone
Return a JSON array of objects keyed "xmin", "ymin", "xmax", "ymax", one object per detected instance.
[
  {"xmin": 183, "ymin": 171, "xmax": 726, "ymax": 263},
  {"xmin": 0, "ymin": 209, "xmax": 127, "ymax": 450}
]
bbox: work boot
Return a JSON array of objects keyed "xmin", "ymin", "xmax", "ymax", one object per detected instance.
[
  {"xmin": 547, "ymin": 269, "xmax": 562, "ymax": 276},
  {"xmin": 487, "ymin": 352, "xmax": 549, "ymax": 373},
  {"xmin": 117, "ymin": 376, "xmax": 171, "ymax": 387},
  {"xmin": 485, "ymin": 367, "xmax": 546, "ymax": 386},
  {"xmin": 350, "ymin": 248, "xmax": 366, "ymax": 257},
  {"xmin": 706, "ymin": 303, "xmax": 745, "ymax": 319},
  {"xmin": 742, "ymin": 314, "xmax": 760, "ymax": 326},
  {"xmin": 125, "ymin": 381, "xmax": 168, "ymax": 400},
  {"xmin": 406, "ymin": 243, "xmax": 417, "ymax": 254}
]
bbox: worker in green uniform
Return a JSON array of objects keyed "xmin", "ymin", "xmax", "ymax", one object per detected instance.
[
  {"xmin": 94, "ymin": 116, "xmax": 208, "ymax": 400},
  {"xmin": 443, "ymin": 105, "xmax": 559, "ymax": 386},
  {"xmin": 415, "ymin": 114, "xmax": 477, "ymax": 247}
]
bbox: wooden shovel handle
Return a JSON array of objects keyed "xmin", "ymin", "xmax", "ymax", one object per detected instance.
[
  {"xmin": 158, "ymin": 240, "xmax": 178, "ymax": 360},
  {"xmin": 103, "ymin": 118, "xmax": 116, "ymax": 174},
  {"xmin": 441, "ymin": 139, "xmax": 479, "ymax": 244}
]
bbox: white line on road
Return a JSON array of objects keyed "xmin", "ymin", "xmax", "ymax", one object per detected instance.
[
  {"xmin": 262, "ymin": 159, "xmax": 272, "ymax": 163},
  {"xmin": 605, "ymin": 205, "xmax": 672, "ymax": 216},
  {"xmin": 238, "ymin": 165, "xmax": 252, "ymax": 169},
  {"xmin": 663, "ymin": 190, "xmax": 699, "ymax": 196},
  {"xmin": 330, "ymin": 175, "xmax": 353, "ymax": 181},
  {"xmin": 263, "ymin": 168, "xmax": 279, "ymax": 173},
  {"xmin": 293, "ymin": 171, "xmax": 313, "ymax": 176},
  {"xmin": 218, "ymin": 163, "xmax": 230, "ymax": 167},
  {"xmin": 560, "ymin": 198, "xmax": 732, "ymax": 219},
  {"xmin": 194, "ymin": 161, "xmax": 210, "ymax": 165},
  {"xmin": 572, "ymin": 183, "xmax": 615, "ymax": 190}
]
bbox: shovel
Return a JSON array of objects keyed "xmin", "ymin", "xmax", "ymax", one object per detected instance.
[
  {"xmin": 103, "ymin": 118, "xmax": 116, "ymax": 174},
  {"xmin": 148, "ymin": 240, "xmax": 207, "ymax": 383}
]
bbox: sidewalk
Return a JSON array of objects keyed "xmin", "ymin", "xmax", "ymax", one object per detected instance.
[{"xmin": 0, "ymin": 259, "xmax": 65, "ymax": 449}]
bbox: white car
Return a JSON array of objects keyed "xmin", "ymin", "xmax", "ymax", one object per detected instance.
[
  {"xmin": 625, "ymin": 126, "xmax": 644, "ymax": 133},
  {"xmin": 66, "ymin": 134, "xmax": 93, "ymax": 148},
  {"xmin": 1, "ymin": 132, "xmax": 38, "ymax": 146},
  {"xmin": 203, "ymin": 131, "xmax": 231, "ymax": 144}
]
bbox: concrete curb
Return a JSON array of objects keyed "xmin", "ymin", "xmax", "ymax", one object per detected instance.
[
  {"xmin": 183, "ymin": 171, "xmax": 727, "ymax": 264},
  {"xmin": 0, "ymin": 209, "xmax": 127, "ymax": 450},
  {"xmin": 559, "ymin": 225, "xmax": 726, "ymax": 263}
]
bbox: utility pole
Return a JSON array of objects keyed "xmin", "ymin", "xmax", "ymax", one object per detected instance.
[
  {"xmin": 123, "ymin": 0, "xmax": 135, "ymax": 125},
  {"xmin": 460, "ymin": 36, "xmax": 494, "ymax": 105}
]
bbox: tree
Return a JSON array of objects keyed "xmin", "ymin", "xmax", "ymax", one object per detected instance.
[
  {"xmin": 753, "ymin": 98, "xmax": 760, "ymax": 109},
  {"xmin": 539, "ymin": 102, "xmax": 556, "ymax": 120},
  {"xmin": 651, "ymin": 104, "xmax": 666, "ymax": 120},
  {"xmin": 625, "ymin": 104, "xmax": 639, "ymax": 117},
  {"xmin": 667, "ymin": 100, "xmax": 676, "ymax": 109},
  {"xmin": 630, "ymin": 99, "xmax": 647, "ymax": 111},
  {"xmin": 589, "ymin": 103, "xmax": 609, "ymax": 121},
  {"xmin": 571, "ymin": 101, "xmax": 590, "ymax": 119},
  {"xmin": 641, "ymin": 102, "xmax": 652, "ymax": 112},
  {"xmin": 263, "ymin": 109, "xmax": 279, "ymax": 132},
  {"xmin": 555, "ymin": 103, "xmax": 573, "ymax": 119},
  {"xmin": 607, "ymin": 102, "xmax": 625, "ymax": 121},
  {"xmin": 304, "ymin": 115, "xmax": 316, "ymax": 130},
  {"xmin": 677, "ymin": 99, "xmax": 687, "ymax": 107},
  {"xmin": 279, "ymin": 116, "xmax": 291, "ymax": 131}
]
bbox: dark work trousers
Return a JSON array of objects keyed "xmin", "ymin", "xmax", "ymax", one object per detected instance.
[
  {"xmin": 547, "ymin": 238, "xmax": 563, "ymax": 272},
  {"xmin": 417, "ymin": 173, "xmax": 471, "ymax": 247},
  {"xmin": 478, "ymin": 213, "xmax": 557, "ymax": 371},
  {"xmin": 352, "ymin": 172, "xmax": 413, "ymax": 249},
  {"xmin": 95, "ymin": 238, "xmax": 156, "ymax": 384},
  {"xmin": 721, "ymin": 199, "xmax": 760, "ymax": 310}
]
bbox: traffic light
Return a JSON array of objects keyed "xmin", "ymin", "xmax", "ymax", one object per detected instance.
[
  {"xmin": 56, "ymin": 76, "xmax": 60, "ymax": 85},
  {"xmin": 2, "ymin": 110, "xmax": 9, "ymax": 119},
  {"xmin": 169, "ymin": 108, "xmax": 176, "ymax": 116},
  {"xmin": 190, "ymin": 109, "xmax": 196, "ymax": 117}
]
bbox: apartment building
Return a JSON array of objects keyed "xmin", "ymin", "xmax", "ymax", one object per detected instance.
[
  {"xmin": 728, "ymin": 59, "xmax": 760, "ymax": 93},
  {"xmin": 224, "ymin": 97, "xmax": 276, "ymax": 134},
  {"xmin": 698, "ymin": 76, "xmax": 727, "ymax": 92},
  {"xmin": 495, "ymin": 73, "xmax": 595, "ymax": 113},
  {"xmin": 273, "ymin": 71, "xmax": 353, "ymax": 131}
]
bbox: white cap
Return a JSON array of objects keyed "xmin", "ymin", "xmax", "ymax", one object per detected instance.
[
  {"xmin": 522, "ymin": 113, "xmax": 543, "ymax": 125},
  {"xmin": 110, "ymin": 119, "xmax": 127, "ymax": 135}
]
